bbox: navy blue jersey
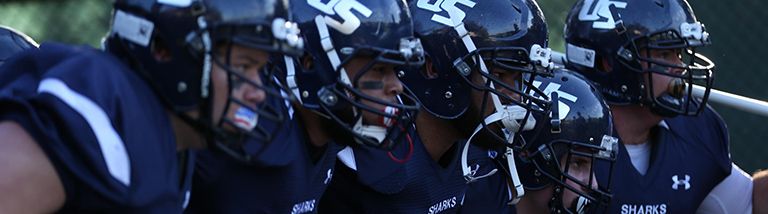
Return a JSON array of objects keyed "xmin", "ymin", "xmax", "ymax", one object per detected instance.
[
  {"xmin": 595, "ymin": 106, "xmax": 731, "ymax": 214},
  {"xmin": 459, "ymin": 152, "xmax": 516, "ymax": 214},
  {"xmin": 0, "ymin": 43, "xmax": 194, "ymax": 213},
  {"xmin": 187, "ymin": 112, "xmax": 343, "ymax": 214},
  {"xmin": 319, "ymin": 131, "xmax": 508, "ymax": 214}
]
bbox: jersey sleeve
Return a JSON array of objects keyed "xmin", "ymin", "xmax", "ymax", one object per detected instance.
[
  {"xmin": 0, "ymin": 43, "xmax": 182, "ymax": 211},
  {"xmin": 695, "ymin": 163, "xmax": 753, "ymax": 214}
]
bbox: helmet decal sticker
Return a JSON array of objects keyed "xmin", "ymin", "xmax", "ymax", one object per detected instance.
[{"xmin": 578, "ymin": 0, "xmax": 627, "ymax": 29}]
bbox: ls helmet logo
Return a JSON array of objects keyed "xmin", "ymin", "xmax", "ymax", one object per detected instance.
[
  {"xmin": 416, "ymin": 0, "xmax": 476, "ymax": 26},
  {"xmin": 532, "ymin": 81, "xmax": 578, "ymax": 120},
  {"xmin": 308, "ymin": 0, "xmax": 372, "ymax": 34},
  {"xmin": 578, "ymin": 0, "xmax": 627, "ymax": 29}
]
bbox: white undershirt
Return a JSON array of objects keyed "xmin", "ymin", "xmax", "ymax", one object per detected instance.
[{"xmin": 624, "ymin": 142, "xmax": 651, "ymax": 175}]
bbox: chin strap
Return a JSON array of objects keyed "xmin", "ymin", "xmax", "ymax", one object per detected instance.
[
  {"xmin": 505, "ymin": 146, "xmax": 524, "ymax": 205},
  {"xmin": 452, "ymin": 20, "xmax": 539, "ymax": 205},
  {"xmin": 460, "ymin": 104, "xmax": 536, "ymax": 204}
]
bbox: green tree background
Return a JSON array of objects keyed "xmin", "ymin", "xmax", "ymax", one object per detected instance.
[{"xmin": 1, "ymin": 0, "xmax": 766, "ymax": 173}]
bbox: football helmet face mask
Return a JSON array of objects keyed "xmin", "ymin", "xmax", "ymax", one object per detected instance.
[
  {"xmin": 564, "ymin": 0, "xmax": 714, "ymax": 117},
  {"xmin": 0, "ymin": 26, "xmax": 38, "ymax": 67},
  {"xmin": 517, "ymin": 69, "xmax": 618, "ymax": 214},
  {"xmin": 105, "ymin": 0, "xmax": 303, "ymax": 163},
  {"xmin": 286, "ymin": 0, "xmax": 424, "ymax": 150}
]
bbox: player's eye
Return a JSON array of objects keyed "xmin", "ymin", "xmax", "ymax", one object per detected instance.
[{"xmin": 231, "ymin": 64, "xmax": 250, "ymax": 73}]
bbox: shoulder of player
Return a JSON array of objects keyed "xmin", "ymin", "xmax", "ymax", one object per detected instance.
[
  {"xmin": 664, "ymin": 104, "xmax": 727, "ymax": 140},
  {"xmin": 0, "ymin": 121, "xmax": 65, "ymax": 213},
  {"xmin": 663, "ymin": 105, "xmax": 731, "ymax": 170},
  {"xmin": 38, "ymin": 44, "xmax": 137, "ymax": 85}
]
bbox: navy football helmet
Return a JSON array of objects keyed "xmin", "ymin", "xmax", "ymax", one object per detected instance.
[
  {"xmin": 105, "ymin": 0, "xmax": 303, "ymax": 163},
  {"xmin": 564, "ymin": 0, "xmax": 714, "ymax": 117},
  {"xmin": 404, "ymin": 0, "xmax": 554, "ymax": 148},
  {"xmin": 517, "ymin": 69, "xmax": 618, "ymax": 213},
  {"xmin": 284, "ymin": 0, "xmax": 425, "ymax": 150},
  {"xmin": 0, "ymin": 26, "xmax": 38, "ymax": 67}
]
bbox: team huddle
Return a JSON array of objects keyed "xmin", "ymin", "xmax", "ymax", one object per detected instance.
[{"xmin": 0, "ymin": 0, "xmax": 761, "ymax": 213}]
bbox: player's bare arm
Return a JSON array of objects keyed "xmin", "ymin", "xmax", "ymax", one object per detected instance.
[{"xmin": 0, "ymin": 121, "xmax": 65, "ymax": 213}]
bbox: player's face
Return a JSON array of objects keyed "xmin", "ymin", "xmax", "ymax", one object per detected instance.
[
  {"xmin": 560, "ymin": 154, "xmax": 599, "ymax": 210},
  {"xmin": 343, "ymin": 56, "xmax": 404, "ymax": 127},
  {"xmin": 467, "ymin": 68, "xmax": 524, "ymax": 136},
  {"xmin": 521, "ymin": 154, "xmax": 599, "ymax": 212},
  {"xmin": 642, "ymin": 48, "xmax": 686, "ymax": 99},
  {"xmin": 490, "ymin": 68, "xmax": 523, "ymax": 104},
  {"xmin": 469, "ymin": 67, "xmax": 524, "ymax": 112},
  {"xmin": 211, "ymin": 44, "xmax": 269, "ymax": 132}
]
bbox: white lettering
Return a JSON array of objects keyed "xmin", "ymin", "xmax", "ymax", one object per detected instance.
[
  {"xmin": 578, "ymin": 0, "xmax": 627, "ymax": 29},
  {"xmin": 532, "ymin": 81, "xmax": 578, "ymax": 120},
  {"xmin": 427, "ymin": 196, "xmax": 458, "ymax": 214},
  {"xmin": 291, "ymin": 199, "xmax": 316, "ymax": 214},
  {"xmin": 620, "ymin": 204, "xmax": 667, "ymax": 214},
  {"xmin": 307, "ymin": 0, "xmax": 372, "ymax": 34},
  {"xmin": 416, "ymin": 0, "xmax": 476, "ymax": 26}
]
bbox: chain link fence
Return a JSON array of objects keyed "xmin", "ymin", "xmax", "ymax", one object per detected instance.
[{"xmin": 1, "ymin": 0, "xmax": 766, "ymax": 173}]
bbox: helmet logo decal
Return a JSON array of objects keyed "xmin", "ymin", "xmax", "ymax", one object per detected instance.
[
  {"xmin": 416, "ymin": 0, "xmax": 476, "ymax": 26},
  {"xmin": 308, "ymin": 0, "xmax": 372, "ymax": 35},
  {"xmin": 578, "ymin": 0, "xmax": 627, "ymax": 29},
  {"xmin": 532, "ymin": 81, "xmax": 578, "ymax": 120}
]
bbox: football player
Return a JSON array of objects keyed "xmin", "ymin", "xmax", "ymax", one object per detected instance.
[
  {"xmin": 514, "ymin": 69, "xmax": 618, "ymax": 214},
  {"xmin": 0, "ymin": 25, "xmax": 38, "ymax": 66},
  {"xmin": 0, "ymin": 0, "xmax": 301, "ymax": 212},
  {"xmin": 564, "ymin": 0, "xmax": 753, "ymax": 212},
  {"xmin": 319, "ymin": 0, "xmax": 556, "ymax": 213},
  {"xmin": 187, "ymin": 0, "xmax": 424, "ymax": 213}
]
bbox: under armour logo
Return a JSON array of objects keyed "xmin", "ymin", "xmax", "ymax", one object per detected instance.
[
  {"xmin": 578, "ymin": 0, "xmax": 627, "ymax": 29},
  {"xmin": 324, "ymin": 169, "xmax": 333, "ymax": 184},
  {"xmin": 671, "ymin": 174, "xmax": 690, "ymax": 190}
]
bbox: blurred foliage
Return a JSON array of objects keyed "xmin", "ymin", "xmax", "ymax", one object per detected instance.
[
  {"xmin": 0, "ymin": 0, "xmax": 110, "ymax": 47},
  {"xmin": 0, "ymin": 0, "xmax": 766, "ymax": 173}
]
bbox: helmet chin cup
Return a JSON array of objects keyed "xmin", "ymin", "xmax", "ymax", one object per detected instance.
[
  {"xmin": 499, "ymin": 104, "xmax": 537, "ymax": 143},
  {"xmin": 353, "ymin": 119, "xmax": 388, "ymax": 146}
]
